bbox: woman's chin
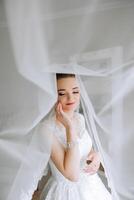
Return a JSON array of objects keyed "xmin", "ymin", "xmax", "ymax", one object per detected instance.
[{"xmin": 63, "ymin": 106, "xmax": 76, "ymax": 112}]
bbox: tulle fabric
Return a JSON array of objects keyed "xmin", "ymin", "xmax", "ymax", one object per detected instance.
[
  {"xmin": 0, "ymin": 1, "xmax": 134, "ymax": 199},
  {"xmin": 39, "ymin": 111, "xmax": 111, "ymax": 200}
]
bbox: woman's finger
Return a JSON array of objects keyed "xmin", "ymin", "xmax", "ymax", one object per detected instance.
[
  {"xmin": 83, "ymin": 168, "xmax": 96, "ymax": 174},
  {"xmin": 84, "ymin": 165, "xmax": 97, "ymax": 172},
  {"xmin": 59, "ymin": 103, "xmax": 64, "ymax": 114},
  {"xmin": 84, "ymin": 162, "xmax": 99, "ymax": 172},
  {"xmin": 84, "ymin": 166, "xmax": 95, "ymax": 172},
  {"xmin": 56, "ymin": 103, "xmax": 61, "ymax": 115}
]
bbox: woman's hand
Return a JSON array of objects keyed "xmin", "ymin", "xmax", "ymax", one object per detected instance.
[
  {"xmin": 83, "ymin": 151, "xmax": 101, "ymax": 175},
  {"xmin": 55, "ymin": 102, "xmax": 73, "ymax": 129}
]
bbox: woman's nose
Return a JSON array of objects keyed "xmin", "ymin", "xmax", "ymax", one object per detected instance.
[{"xmin": 67, "ymin": 94, "xmax": 73, "ymax": 101}]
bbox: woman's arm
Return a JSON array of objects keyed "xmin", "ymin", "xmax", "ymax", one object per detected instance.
[
  {"xmin": 51, "ymin": 102, "xmax": 80, "ymax": 182},
  {"xmin": 51, "ymin": 125, "xmax": 80, "ymax": 182}
]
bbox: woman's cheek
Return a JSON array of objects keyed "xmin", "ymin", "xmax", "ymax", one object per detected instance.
[{"xmin": 58, "ymin": 100, "xmax": 65, "ymax": 108}]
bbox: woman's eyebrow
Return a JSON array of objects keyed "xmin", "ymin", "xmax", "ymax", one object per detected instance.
[
  {"xmin": 58, "ymin": 87, "xmax": 79, "ymax": 91},
  {"xmin": 58, "ymin": 89, "xmax": 66, "ymax": 92},
  {"xmin": 72, "ymin": 87, "xmax": 79, "ymax": 90}
]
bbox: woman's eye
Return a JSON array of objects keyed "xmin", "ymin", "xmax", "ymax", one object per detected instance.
[
  {"xmin": 58, "ymin": 93, "xmax": 65, "ymax": 96},
  {"xmin": 73, "ymin": 91, "xmax": 79, "ymax": 94},
  {"xmin": 58, "ymin": 91, "xmax": 79, "ymax": 96}
]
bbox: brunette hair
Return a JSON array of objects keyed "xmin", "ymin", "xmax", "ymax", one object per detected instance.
[{"xmin": 56, "ymin": 73, "xmax": 75, "ymax": 80}]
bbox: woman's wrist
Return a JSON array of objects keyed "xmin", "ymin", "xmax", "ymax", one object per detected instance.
[
  {"xmin": 66, "ymin": 126, "xmax": 78, "ymax": 142},
  {"xmin": 66, "ymin": 139, "xmax": 79, "ymax": 149},
  {"xmin": 65, "ymin": 123, "xmax": 74, "ymax": 130}
]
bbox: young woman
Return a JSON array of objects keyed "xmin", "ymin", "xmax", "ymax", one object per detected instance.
[{"xmin": 39, "ymin": 74, "xmax": 111, "ymax": 200}]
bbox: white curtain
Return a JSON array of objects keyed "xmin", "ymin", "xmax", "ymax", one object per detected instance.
[{"xmin": 0, "ymin": 0, "xmax": 134, "ymax": 199}]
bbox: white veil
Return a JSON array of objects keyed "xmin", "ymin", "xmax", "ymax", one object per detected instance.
[{"xmin": 0, "ymin": 1, "xmax": 134, "ymax": 199}]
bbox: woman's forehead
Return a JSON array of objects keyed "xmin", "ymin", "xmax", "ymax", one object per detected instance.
[{"xmin": 57, "ymin": 77, "xmax": 79, "ymax": 89}]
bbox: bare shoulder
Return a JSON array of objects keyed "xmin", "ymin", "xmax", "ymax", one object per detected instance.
[{"xmin": 40, "ymin": 118, "xmax": 66, "ymax": 174}]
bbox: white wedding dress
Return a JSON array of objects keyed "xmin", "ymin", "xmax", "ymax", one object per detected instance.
[{"xmin": 40, "ymin": 112, "xmax": 111, "ymax": 200}]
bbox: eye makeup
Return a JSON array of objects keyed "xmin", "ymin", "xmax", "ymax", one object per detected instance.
[{"xmin": 58, "ymin": 93, "xmax": 65, "ymax": 96}]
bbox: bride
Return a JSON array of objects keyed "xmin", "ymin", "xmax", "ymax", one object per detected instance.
[{"xmin": 37, "ymin": 73, "xmax": 111, "ymax": 200}]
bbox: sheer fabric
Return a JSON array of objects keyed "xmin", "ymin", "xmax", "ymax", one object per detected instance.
[
  {"xmin": 39, "ymin": 111, "xmax": 111, "ymax": 200},
  {"xmin": 0, "ymin": 1, "xmax": 134, "ymax": 199}
]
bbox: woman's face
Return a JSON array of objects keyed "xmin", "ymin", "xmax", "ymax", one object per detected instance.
[{"xmin": 57, "ymin": 77, "xmax": 80, "ymax": 112}]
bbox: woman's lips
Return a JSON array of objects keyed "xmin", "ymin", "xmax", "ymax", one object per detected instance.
[{"xmin": 66, "ymin": 102, "xmax": 75, "ymax": 105}]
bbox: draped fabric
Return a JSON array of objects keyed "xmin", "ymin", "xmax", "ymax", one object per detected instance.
[{"xmin": 0, "ymin": 0, "xmax": 134, "ymax": 199}]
